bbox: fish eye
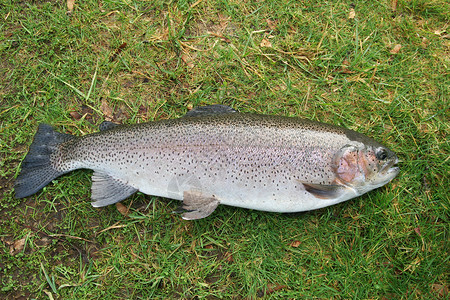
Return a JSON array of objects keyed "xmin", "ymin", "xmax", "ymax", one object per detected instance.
[{"xmin": 376, "ymin": 148, "xmax": 388, "ymax": 160}]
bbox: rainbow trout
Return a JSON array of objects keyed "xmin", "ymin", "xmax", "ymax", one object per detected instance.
[{"xmin": 15, "ymin": 105, "xmax": 399, "ymax": 219}]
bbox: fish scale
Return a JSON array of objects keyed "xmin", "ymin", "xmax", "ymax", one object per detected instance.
[{"xmin": 15, "ymin": 105, "xmax": 399, "ymax": 219}]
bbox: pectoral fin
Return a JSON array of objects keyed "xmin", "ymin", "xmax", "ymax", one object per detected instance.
[
  {"xmin": 176, "ymin": 190, "xmax": 220, "ymax": 220},
  {"xmin": 91, "ymin": 171, "xmax": 137, "ymax": 207},
  {"xmin": 302, "ymin": 183, "xmax": 346, "ymax": 200}
]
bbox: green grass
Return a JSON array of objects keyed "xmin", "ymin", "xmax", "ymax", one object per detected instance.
[{"xmin": 1, "ymin": 0, "xmax": 449, "ymax": 298}]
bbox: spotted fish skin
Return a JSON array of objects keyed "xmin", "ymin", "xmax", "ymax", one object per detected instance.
[{"xmin": 15, "ymin": 105, "xmax": 399, "ymax": 219}]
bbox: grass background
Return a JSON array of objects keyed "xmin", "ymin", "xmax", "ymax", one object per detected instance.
[{"xmin": 0, "ymin": 0, "xmax": 448, "ymax": 298}]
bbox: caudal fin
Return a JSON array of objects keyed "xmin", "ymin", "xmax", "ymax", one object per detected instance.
[{"xmin": 15, "ymin": 124, "xmax": 75, "ymax": 198}]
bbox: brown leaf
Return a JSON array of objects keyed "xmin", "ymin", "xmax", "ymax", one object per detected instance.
[
  {"xmin": 100, "ymin": 100, "xmax": 114, "ymax": 121},
  {"xmin": 391, "ymin": 0, "xmax": 398, "ymax": 11},
  {"xmin": 390, "ymin": 44, "xmax": 401, "ymax": 54},
  {"xmin": 69, "ymin": 110, "xmax": 82, "ymax": 120},
  {"xmin": 35, "ymin": 236, "xmax": 52, "ymax": 247},
  {"xmin": 116, "ymin": 202, "xmax": 129, "ymax": 217},
  {"xmin": 224, "ymin": 251, "xmax": 234, "ymax": 262},
  {"xmin": 181, "ymin": 54, "xmax": 194, "ymax": 68},
  {"xmin": 348, "ymin": 8, "xmax": 356, "ymax": 19},
  {"xmin": 266, "ymin": 19, "xmax": 277, "ymax": 30},
  {"xmin": 260, "ymin": 38, "xmax": 272, "ymax": 48},
  {"xmin": 266, "ymin": 283, "xmax": 287, "ymax": 295},
  {"xmin": 340, "ymin": 59, "xmax": 354, "ymax": 74},
  {"xmin": 10, "ymin": 238, "xmax": 26, "ymax": 255},
  {"xmin": 113, "ymin": 106, "xmax": 129, "ymax": 123},
  {"xmin": 110, "ymin": 42, "xmax": 127, "ymax": 62},
  {"xmin": 138, "ymin": 105, "xmax": 148, "ymax": 114},
  {"xmin": 290, "ymin": 240, "xmax": 301, "ymax": 248},
  {"xmin": 67, "ymin": 0, "xmax": 75, "ymax": 12},
  {"xmin": 431, "ymin": 283, "xmax": 449, "ymax": 298},
  {"xmin": 414, "ymin": 226, "xmax": 421, "ymax": 236},
  {"xmin": 341, "ymin": 68, "xmax": 354, "ymax": 74},
  {"xmin": 341, "ymin": 67, "xmax": 355, "ymax": 74},
  {"xmin": 81, "ymin": 105, "xmax": 94, "ymax": 121}
]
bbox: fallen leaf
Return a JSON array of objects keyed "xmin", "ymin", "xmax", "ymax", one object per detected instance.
[
  {"xmin": 414, "ymin": 226, "xmax": 421, "ymax": 236},
  {"xmin": 381, "ymin": 294, "xmax": 398, "ymax": 300},
  {"xmin": 100, "ymin": 100, "xmax": 114, "ymax": 121},
  {"xmin": 348, "ymin": 8, "xmax": 356, "ymax": 19},
  {"xmin": 10, "ymin": 238, "xmax": 26, "ymax": 255},
  {"xmin": 69, "ymin": 110, "xmax": 82, "ymax": 120},
  {"xmin": 265, "ymin": 284, "xmax": 287, "ymax": 295},
  {"xmin": 81, "ymin": 105, "xmax": 94, "ymax": 121},
  {"xmin": 35, "ymin": 236, "xmax": 52, "ymax": 247},
  {"xmin": 290, "ymin": 241, "xmax": 301, "ymax": 248},
  {"xmin": 122, "ymin": 80, "xmax": 134, "ymax": 89},
  {"xmin": 266, "ymin": 19, "xmax": 277, "ymax": 30},
  {"xmin": 67, "ymin": 0, "xmax": 75, "ymax": 12},
  {"xmin": 116, "ymin": 202, "xmax": 129, "ymax": 217},
  {"xmin": 431, "ymin": 283, "xmax": 449, "ymax": 298},
  {"xmin": 224, "ymin": 251, "xmax": 234, "ymax": 262},
  {"xmin": 390, "ymin": 44, "xmax": 401, "ymax": 54},
  {"xmin": 181, "ymin": 54, "xmax": 194, "ymax": 68},
  {"xmin": 341, "ymin": 68, "xmax": 354, "ymax": 74},
  {"xmin": 391, "ymin": 0, "xmax": 398, "ymax": 11},
  {"xmin": 340, "ymin": 59, "xmax": 354, "ymax": 74},
  {"xmin": 112, "ymin": 105, "xmax": 129, "ymax": 122},
  {"xmin": 138, "ymin": 105, "xmax": 148, "ymax": 115},
  {"xmin": 260, "ymin": 38, "xmax": 272, "ymax": 48},
  {"xmin": 110, "ymin": 42, "xmax": 127, "ymax": 62},
  {"xmin": 442, "ymin": 34, "xmax": 450, "ymax": 39}
]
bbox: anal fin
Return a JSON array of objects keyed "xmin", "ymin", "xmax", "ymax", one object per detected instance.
[
  {"xmin": 91, "ymin": 171, "xmax": 137, "ymax": 207},
  {"xmin": 176, "ymin": 190, "xmax": 220, "ymax": 220}
]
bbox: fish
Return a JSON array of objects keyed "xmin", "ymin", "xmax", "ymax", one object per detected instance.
[{"xmin": 14, "ymin": 105, "xmax": 399, "ymax": 220}]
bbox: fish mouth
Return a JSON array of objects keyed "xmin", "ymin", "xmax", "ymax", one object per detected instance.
[{"xmin": 382, "ymin": 157, "xmax": 400, "ymax": 178}]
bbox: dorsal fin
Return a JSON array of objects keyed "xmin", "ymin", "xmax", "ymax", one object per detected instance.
[
  {"xmin": 184, "ymin": 105, "xmax": 237, "ymax": 117},
  {"xmin": 99, "ymin": 121, "xmax": 119, "ymax": 131}
]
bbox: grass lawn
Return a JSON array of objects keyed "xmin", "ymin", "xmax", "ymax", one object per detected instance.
[{"xmin": 1, "ymin": 0, "xmax": 448, "ymax": 298}]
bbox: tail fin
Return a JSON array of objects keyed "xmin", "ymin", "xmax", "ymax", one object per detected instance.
[{"xmin": 15, "ymin": 124, "xmax": 75, "ymax": 198}]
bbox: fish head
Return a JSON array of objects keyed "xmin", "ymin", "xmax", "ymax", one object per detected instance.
[{"xmin": 333, "ymin": 142, "xmax": 399, "ymax": 195}]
